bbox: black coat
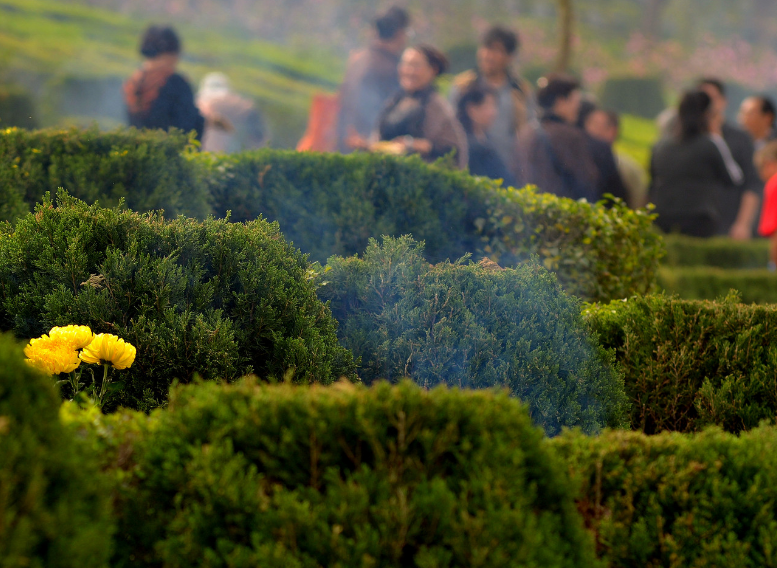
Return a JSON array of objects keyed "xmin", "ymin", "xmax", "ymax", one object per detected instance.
[
  {"xmin": 127, "ymin": 73, "xmax": 204, "ymax": 140},
  {"xmin": 467, "ymin": 134, "xmax": 517, "ymax": 186}
]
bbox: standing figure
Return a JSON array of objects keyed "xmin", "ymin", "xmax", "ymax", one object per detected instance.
[
  {"xmin": 336, "ymin": 7, "xmax": 410, "ymax": 153},
  {"xmin": 577, "ymin": 100, "xmax": 628, "ymax": 203},
  {"xmin": 123, "ymin": 26, "xmax": 204, "ymax": 140},
  {"xmin": 738, "ymin": 95, "xmax": 777, "ymax": 152}
]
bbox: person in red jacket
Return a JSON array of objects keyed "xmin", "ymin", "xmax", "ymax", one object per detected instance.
[{"xmin": 755, "ymin": 140, "xmax": 777, "ymax": 268}]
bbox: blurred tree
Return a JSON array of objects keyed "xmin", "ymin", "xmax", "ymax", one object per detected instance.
[
  {"xmin": 556, "ymin": 0, "xmax": 574, "ymax": 72},
  {"xmin": 641, "ymin": 0, "xmax": 670, "ymax": 40}
]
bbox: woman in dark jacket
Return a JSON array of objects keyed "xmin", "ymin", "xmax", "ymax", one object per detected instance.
[
  {"xmin": 456, "ymin": 85, "xmax": 516, "ymax": 185},
  {"xmin": 123, "ymin": 26, "xmax": 204, "ymax": 140},
  {"xmin": 650, "ymin": 90, "xmax": 741, "ymax": 237}
]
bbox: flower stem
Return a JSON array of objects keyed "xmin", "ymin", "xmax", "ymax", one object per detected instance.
[{"xmin": 97, "ymin": 363, "xmax": 110, "ymax": 407}]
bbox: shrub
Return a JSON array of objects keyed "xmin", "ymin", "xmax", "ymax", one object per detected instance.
[
  {"xmin": 0, "ymin": 332, "xmax": 113, "ymax": 567},
  {"xmin": 197, "ymin": 149, "xmax": 662, "ymax": 302},
  {"xmin": 0, "ymin": 191, "xmax": 356, "ymax": 411},
  {"xmin": 554, "ymin": 426, "xmax": 777, "ymax": 567},
  {"xmin": 0, "ymin": 126, "xmax": 210, "ymax": 222},
  {"xmin": 600, "ymin": 76, "xmax": 666, "ymax": 119},
  {"xmin": 319, "ymin": 236, "xmax": 628, "ymax": 436},
  {"xmin": 658, "ymin": 266, "xmax": 777, "ymax": 304},
  {"xmin": 662, "ymin": 234, "xmax": 769, "ymax": 269},
  {"xmin": 586, "ymin": 293, "xmax": 777, "ymax": 433},
  {"xmin": 111, "ymin": 379, "xmax": 600, "ymax": 568}
]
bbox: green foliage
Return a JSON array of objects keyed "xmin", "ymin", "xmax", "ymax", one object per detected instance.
[
  {"xmin": 198, "ymin": 149, "xmax": 663, "ymax": 302},
  {"xmin": 613, "ymin": 114, "xmax": 657, "ymax": 173},
  {"xmin": 663, "ymin": 234, "xmax": 770, "ymax": 268},
  {"xmin": 0, "ymin": 332, "xmax": 113, "ymax": 568},
  {"xmin": 0, "ymin": 84, "xmax": 38, "ymax": 129},
  {"xmin": 0, "ymin": 126, "xmax": 211, "ymax": 222},
  {"xmin": 554, "ymin": 426, "xmax": 777, "ymax": 567},
  {"xmin": 110, "ymin": 379, "xmax": 600, "ymax": 568},
  {"xmin": 658, "ymin": 266, "xmax": 777, "ymax": 304},
  {"xmin": 600, "ymin": 76, "xmax": 666, "ymax": 120},
  {"xmin": 319, "ymin": 236, "xmax": 628, "ymax": 436},
  {"xmin": 586, "ymin": 294, "xmax": 777, "ymax": 433},
  {"xmin": 0, "ymin": 191, "xmax": 355, "ymax": 411}
]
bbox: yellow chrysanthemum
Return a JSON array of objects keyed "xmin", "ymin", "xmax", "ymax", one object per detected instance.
[
  {"xmin": 24, "ymin": 335, "xmax": 81, "ymax": 375},
  {"xmin": 49, "ymin": 325, "xmax": 94, "ymax": 350},
  {"xmin": 79, "ymin": 334, "xmax": 136, "ymax": 370}
]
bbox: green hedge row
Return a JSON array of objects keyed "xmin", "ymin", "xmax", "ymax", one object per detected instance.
[
  {"xmin": 658, "ymin": 266, "xmax": 777, "ymax": 304},
  {"xmin": 0, "ymin": 128, "xmax": 663, "ymax": 302},
  {"xmin": 586, "ymin": 294, "xmax": 777, "ymax": 434},
  {"xmin": 662, "ymin": 235, "xmax": 769, "ymax": 269},
  {"xmin": 319, "ymin": 236, "xmax": 627, "ymax": 436},
  {"xmin": 0, "ymin": 192, "xmax": 355, "ymax": 411}
]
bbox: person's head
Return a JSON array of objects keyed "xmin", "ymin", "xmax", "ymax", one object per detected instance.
[
  {"xmin": 755, "ymin": 140, "xmax": 777, "ymax": 182},
  {"xmin": 536, "ymin": 74, "xmax": 582, "ymax": 124},
  {"xmin": 375, "ymin": 7, "xmax": 410, "ymax": 53},
  {"xmin": 399, "ymin": 44, "xmax": 448, "ymax": 93},
  {"xmin": 576, "ymin": 98, "xmax": 598, "ymax": 130},
  {"xmin": 697, "ymin": 77, "xmax": 727, "ymax": 117},
  {"xmin": 677, "ymin": 90, "xmax": 712, "ymax": 141},
  {"xmin": 456, "ymin": 85, "xmax": 498, "ymax": 134},
  {"xmin": 585, "ymin": 108, "xmax": 620, "ymax": 145},
  {"xmin": 738, "ymin": 95, "xmax": 776, "ymax": 141},
  {"xmin": 140, "ymin": 26, "xmax": 181, "ymax": 62},
  {"xmin": 477, "ymin": 26, "xmax": 519, "ymax": 78}
]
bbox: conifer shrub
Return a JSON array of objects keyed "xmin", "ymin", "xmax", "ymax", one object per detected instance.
[
  {"xmin": 110, "ymin": 379, "xmax": 600, "ymax": 568},
  {"xmin": 586, "ymin": 293, "xmax": 777, "ymax": 433},
  {"xmin": 0, "ymin": 126, "xmax": 210, "ymax": 222},
  {"xmin": 319, "ymin": 236, "xmax": 628, "ymax": 436},
  {"xmin": 0, "ymin": 192, "xmax": 356, "ymax": 411},
  {"xmin": 554, "ymin": 426, "xmax": 777, "ymax": 567},
  {"xmin": 0, "ymin": 332, "xmax": 113, "ymax": 567}
]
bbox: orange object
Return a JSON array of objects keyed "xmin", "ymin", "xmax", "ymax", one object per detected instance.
[{"xmin": 296, "ymin": 94, "xmax": 340, "ymax": 152}]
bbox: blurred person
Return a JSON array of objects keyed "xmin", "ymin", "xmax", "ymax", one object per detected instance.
[
  {"xmin": 698, "ymin": 78, "xmax": 761, "ymax": 239},
  {"xmin": 515, "ymin": 74, "xmax": 597, "ymax": 201},
  {"xmin": 449, "ymin": 26, "xmax": 534, "ymax": 174},
  {"xmin": 650, "ymin": 90, "xmax": 742, "ymax": 238},
  {"xmin": 124, "ymin": 25, "xmax": 204, "ymax": 140},
  {"xmin": 348, "ymin": 44, "xmax": 467, "ymax": 169},
  {"xmin": 755, "ymin": 141, "xmax": 777, "ymax": 267},
  {"xmin": 585, "ymin": 107, "xmax": 649, "ymax": 208},
  {"xmin": 577, "ymin": 100, "xmax": 628, "ymax": 203},
  {"xmin": 197, "ymin": 72, "xmax": 266, "ymax": 153},
  {"xmin": 738, "ymin": 95, "xmax": 777, "ymax": 151},
  {"xmin": 336, "ymin": 7, "xmax": 410, "ymax": 153},
  {"xmin": 456, "ymin": 85, "xmax": 516, "ymax": 185}
]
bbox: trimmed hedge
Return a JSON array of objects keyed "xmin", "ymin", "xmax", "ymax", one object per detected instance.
[
  {"xmin": 658, "ymin": 266, "xmax": 777, "ymax": 304},
  {"xmin": 554, "ymin": 426, "xmax": 777, "ymax": 567},
  {"xmin": 662, "ymin": 235, "xmax": 769, "ymax": 269},
  {"xmin": 0, "ymin": 126, "xmax": 210, "ymax": 221},
  {"xmin": 600, "ymin": 76, "xmax": 665, "ymax": 120},
  {"xmin": 81, "ymin": 379, "xmax": 600, "ymax": 568},
  {"xmin": 319, "ymin": 236, "xmax": 628, "ymax": 436},
  {"xmin": 586, "ymin": 294, "xmax": 777, "ymax": 434},
  {"xmin": 0, "ymin": 332, "xmax": 113, "ymax": 568},
  {"xmin": 0, "ymin": 192, "xmax": 355, "ymax": 411},
  {"xmin": 197, "ymin": 149, "xmax": 663, "ymax": 302},
  {"xmin": 0, "ymin": 85, "xmax": 38, "ymax": 129}
]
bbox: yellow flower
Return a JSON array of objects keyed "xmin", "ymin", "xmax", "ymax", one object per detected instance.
[
  {"xmin": 24, "ymin": 335, "xmax": 81, "ymax": 375},
  {"xmin": 49, "ymin": 325, "xmax": 94, "ymax": 350},
  {"xmin": 80, "ymin": 334, "xmax": 136, "ymax": 370}
]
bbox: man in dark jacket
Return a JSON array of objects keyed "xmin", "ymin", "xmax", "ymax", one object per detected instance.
[
  {"xmin": 699, "ymin": 78, "xmax": 761, "ymax": 239},
  {"xmin": 516, "ymin": 75, "xmax": 598, "ymax": 201},
  {"xmin": 336, "ymin": 7, "xmax": 409, "ymax": 152}
]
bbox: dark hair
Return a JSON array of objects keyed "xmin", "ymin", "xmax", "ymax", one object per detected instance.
[
  {"xmin": 697, "ymin": 77, "xmax": 726, "ymax": 98},
  {"xmin": 375, "ymin": 7, "xmax": 409, "ymax": 40},
  {"xmin": 536, "ymin": 74, "xmax": 581, "ymax": 110},
  {"xmin": 576, "ymin": 98, "xmax": 598, "ymax": 129},
  {"xmin": 412, "ymin": 44, "xmax": 449, "ymax": 76},
  {"xmin": 678, "ymin": 90, "xmax": 712, "ymax": 141},
  {"xmin": 603, "ymin": 109, "xmax": 621, "ymax": 131},
  {"xmin": 456, "ymin": 85, "xmax": 496, "ymax": 133},
  {"xmin": 757, "ymin": 95, "xmax": 777, "ymax": 124},
  {"xmin": 482, "ymin": 26, "xmax": 519, "ymax": 55},
  {"xmin": 140, "ymin": 26, "xmax": 181, "ymax": 58}
]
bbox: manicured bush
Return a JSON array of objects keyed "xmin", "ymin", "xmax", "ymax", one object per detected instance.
[
  {"xmin": 319, "ymin": 236, "xmax": 628, "ymax": 436},
  {"xmin": 586, "ymin": 294, "xmax": 777, "ymax": 433},
  {"xmin": 554, "ymin": 426, "xmax": 777, "ymax": 567},
  {"xmin": 600, "ymin": 76, "xmax": 665, "ymax": 119},
  {"xmin": 197, "ymin": 149, "xmax": 662, "ymax": 302},
  {"xmin": 0, "ymin": 126, "xmax": 210, "ymax": 222},
  {"xmin": 0, "ymin": 332, "xmax": 114, "ymax": 567},
  {"xmin": 0, "ymin": 191, "xmax": 356, "ymax": 411},
  {"xmin": 0, "ymin": 84, "xmax": 38, "ymax": 129},
  {"xmin": 109, "ymin": 379, "xmax": 600, "ymax": 568},
  {"xmin": 658, "ymin": 266, "xmax": 777, "ymax": 304},
  {"xmin": 662, "ymin": 234, "xmax": 769, "ymax": 269}
]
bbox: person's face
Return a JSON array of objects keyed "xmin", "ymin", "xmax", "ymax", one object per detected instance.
[
  {"xmin": 467, "ymin": 94, "xmax": 498, "ymax": 130},
  {"xmin": 585, "ymin": 110, "xmax": 618, "ymax": 144},
  {"xmin": 700, "ymin": 83, "xmax": 727, "ymax": 117},
  {"xmin": 554, "ymin": 89, "xmax": 582, "ymax": 124},
  {"xmin": 477, "ymin": 42, "xmax": 512, "ymax": 76},
  {"xmin": 399, "ymin": 48, "xmax": 436, "ymax": 93},
  {"xmin": 738, "ymin": 97, "xmax": 772, "ymax": 139}
]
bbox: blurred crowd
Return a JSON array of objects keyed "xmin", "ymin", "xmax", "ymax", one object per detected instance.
[{"xmin": 121, "ymin": 12, "xmax": 777, "ymax": 256}]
